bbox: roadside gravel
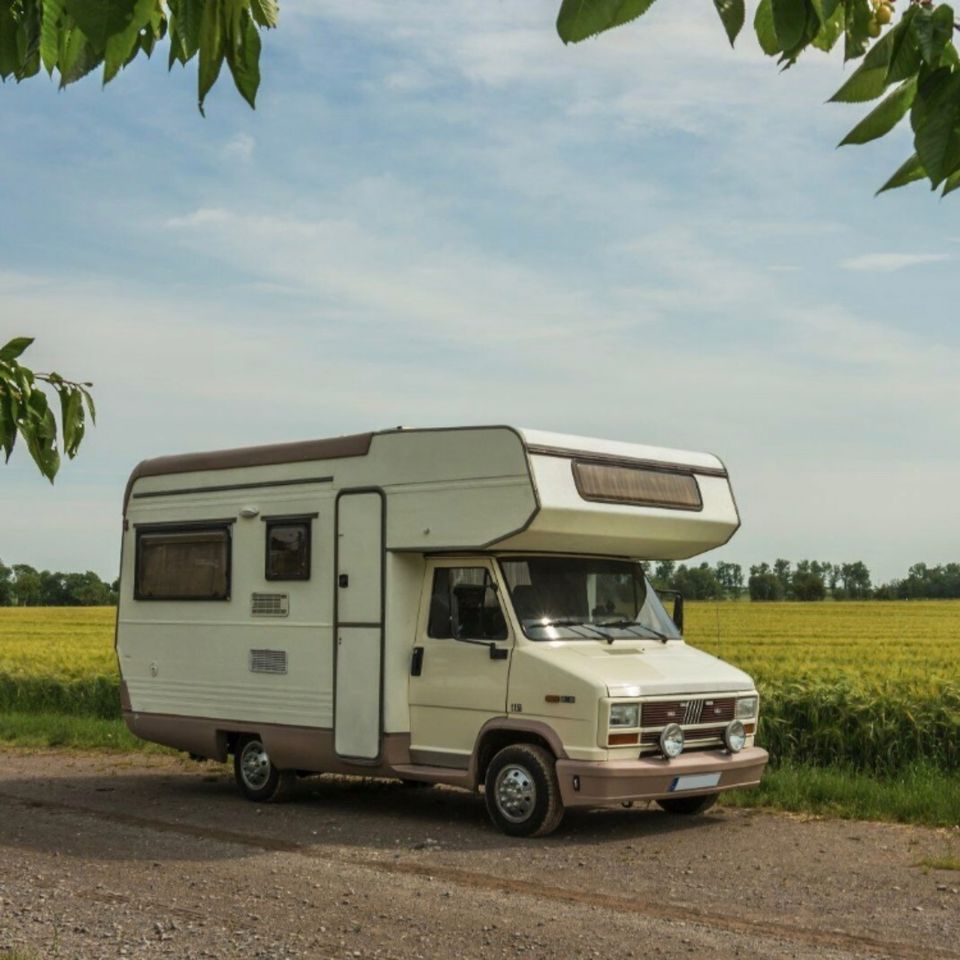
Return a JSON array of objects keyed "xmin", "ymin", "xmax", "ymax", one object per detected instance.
[{"xmin": 0, "ymin": 750, "xmax": 958, "ymax": 960}]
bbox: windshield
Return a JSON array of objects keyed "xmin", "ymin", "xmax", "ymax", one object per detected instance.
[{"xmin": 498, "ymin": 556, "xmax": 681, "ymax": 642}]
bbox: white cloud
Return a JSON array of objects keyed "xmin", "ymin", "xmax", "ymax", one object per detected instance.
[
  {"xmin": 223, "ymin": 132, "xmax": 256, "ymax": 161},
  {"xmin": 839, "ymin": 253, "xmax": 951, "ymax": 271}
]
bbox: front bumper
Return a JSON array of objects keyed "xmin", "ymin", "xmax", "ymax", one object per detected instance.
[{"xmin": 556, "ymin": 746, "xmax": 768, "ymax": 808}]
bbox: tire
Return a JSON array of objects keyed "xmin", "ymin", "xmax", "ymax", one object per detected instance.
[
  {"xmin": 233, "ymin": 735, "xmax": 296, "ymax": 803},
  {"xmin": 656, "ymin": 793, "xmax": 719, "ymax": 815},
  {"xmin": 484, "ymin": 744, "xmax": 564, "ymax": 837}
]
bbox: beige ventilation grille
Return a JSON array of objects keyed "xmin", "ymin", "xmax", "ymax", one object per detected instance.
[
  {"xmin": 249, "ymin": 649, "xmax": 288, "ymax": 674},
  {"xmin": 251, "ymin": 592, "xmax": 289, "ymax": 617}
]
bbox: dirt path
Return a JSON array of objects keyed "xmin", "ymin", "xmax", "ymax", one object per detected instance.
[{"xmin": 0, "ymin": 750, "xmax": 958, "ymax": 960}]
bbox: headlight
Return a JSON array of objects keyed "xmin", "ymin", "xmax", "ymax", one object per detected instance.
[
  {"xmin": 609, "ymin": 703, "xmax": 639, "ymax": 728},
  {"xmin": 736, "ymin": 696, "xmax": 758, "ymax": 719},
  {"xmin": 724, "ymin": 719, "xmax": 746, "ymax": 753},
  {"xmin": 660, "ymin": 723, "xmax": 684, "ymax": 758}
]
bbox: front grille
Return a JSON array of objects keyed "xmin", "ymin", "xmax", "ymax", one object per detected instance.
[
  {"xmin": 641, "ymin": 697, "xmax": 734, "ymax": 727},
  {"xmin": 637, "ymin": 696, "xmax": 737, "ymax": 755}
]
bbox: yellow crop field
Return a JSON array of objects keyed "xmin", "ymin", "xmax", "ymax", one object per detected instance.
[
  {"xmin": 0, "ymin": 607, "xmax": 116, "ymax": 681},
  {"xmin": 684, "ymin": 600, "xmax": 960, "ymax": 687},
  {"xmin": 0, "ymin": 602, "xmax": 958, "ymax": 773}
]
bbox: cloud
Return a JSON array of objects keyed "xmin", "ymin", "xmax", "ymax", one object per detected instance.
[
  {"xmin": 839, "ymin": 253, "xmax": 951, "ymax": 271},
  {"xmin": 223, "ymin": 132, "xmax": 255, "ymax": 161}
]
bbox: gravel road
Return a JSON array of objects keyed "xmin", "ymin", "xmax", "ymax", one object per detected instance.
[{"xmin": 0, "ymin": 750, "xmax": 958, "ymax": 960}]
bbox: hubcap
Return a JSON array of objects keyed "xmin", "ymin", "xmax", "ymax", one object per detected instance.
[
  {"xmin": 495, "ymin": 764, "xmax": 537, "ymax": 823},
  {"xmin": 240, "ymin": 741, "xmax": 271, "ymax": 790}
]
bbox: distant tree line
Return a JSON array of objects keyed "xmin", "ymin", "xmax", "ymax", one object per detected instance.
[
  {"xmin": 649, "ymin": 560, "xmax": 960, "ymax": 602},
  {"xmin": 0, "ymin": 560, "xmax": 117, "ymax": 606}
]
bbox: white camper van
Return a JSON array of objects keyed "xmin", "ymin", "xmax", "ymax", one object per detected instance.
[{"xmin": 116, "ymin": 426, "xmax": 767, "ymax": 836}]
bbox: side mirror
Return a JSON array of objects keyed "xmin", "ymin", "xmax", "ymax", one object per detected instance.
[{"xmin": 672, "ymin": 593, "xmax": 684, "ymax": 633}]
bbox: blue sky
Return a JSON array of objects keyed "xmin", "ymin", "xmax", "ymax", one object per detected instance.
[{"xmin": 2, "ymin": 0, "xmax": 958, "ymax": 583}]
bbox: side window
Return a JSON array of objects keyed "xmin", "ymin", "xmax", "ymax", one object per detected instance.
[
  {"xmin": 136, "ymin": 525, "xmax": 231, "ymax": 600},
  {"xmin": 265, "ymin": 518, "xmax": 311, "ymax": 581},
  {"xmin": 427, "ymin": 567, "xmax": 507, "ymax": 641}
]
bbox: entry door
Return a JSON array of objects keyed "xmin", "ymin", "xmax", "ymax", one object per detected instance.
[{"xmin": 334, "ymin": 490, "xmax": 384, "ymax": 761}]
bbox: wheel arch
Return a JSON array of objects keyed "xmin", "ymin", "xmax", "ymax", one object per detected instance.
[{"xmin": 470, "ymin": 718, "xmax": 567, "ymax": 788}]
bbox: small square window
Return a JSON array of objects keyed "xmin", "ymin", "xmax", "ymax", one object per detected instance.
[{"xmin": 265, "ymin": 519, "xmax": 311, "ymax": 581}]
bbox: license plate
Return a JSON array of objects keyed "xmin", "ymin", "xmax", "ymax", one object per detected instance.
[{"xmin": 668, "ymin": 772, "xmax": 721, "ymax": 792}]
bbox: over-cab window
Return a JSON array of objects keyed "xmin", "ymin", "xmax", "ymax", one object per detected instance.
[
  {"xmin": 135, "ymin": 524, "xmax": 231, "ymax": 601},
  {"xmin": 428, "ymin": 567, "xmax": 507, "ymax": 641},
  {"xmin": 265, "ymin": 518, "xmax": 312, "ymax": 581}
]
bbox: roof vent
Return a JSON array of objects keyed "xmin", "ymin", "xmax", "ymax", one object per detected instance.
[{"xmin": 251, "ymin": 592, "xmax": 289, "ymax": 617}]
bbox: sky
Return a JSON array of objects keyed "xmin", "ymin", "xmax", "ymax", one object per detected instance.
[{"xmin": 1, "ymin": 0, "xmax": 959, "ymax": 584}]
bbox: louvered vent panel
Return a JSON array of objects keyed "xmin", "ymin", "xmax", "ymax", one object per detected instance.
[
  {"xmin": 251, "ymin": 592, "xmax": 289, "ymax": 617},
  {"xmin": 249, "ymin": 649, "xmax": 288, "ymax": 675}
]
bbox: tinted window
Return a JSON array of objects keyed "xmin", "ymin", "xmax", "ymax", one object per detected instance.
[
  {"xmin": 136, "ymin": 526, "xmax": 230, "ymax": 600},
  {"xmin": 266, "ymin": 520, "xmax": 311, "ymax": 581},
  {"xmin": 427, "ymin": 567, "xmax": 507, "ymax": 641}
]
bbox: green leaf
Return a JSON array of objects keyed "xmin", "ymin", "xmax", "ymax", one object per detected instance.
[
  {"xmin": 40, "ymin": 0, "xmax": 67, "ymax": 74},
  {"xmin": 58, "ymin": 26, "xmax": 100, "ymax": 86},
  {"xmin": 0, "ymin": 2, "xmax": 19, "ymax": 80},
  {"xmin": 556, "ymin": 0, "xmax": 658, "ymax": 44},
  {"xmin": 197, "ymin": 0, "xmax": 224, "ymax": 114},
  {"xmin": 14, "ymin": 0, "xmax": 42, "ymax": 80},
  {"xmin": 886, "ymin": 9, "xmax": 922, "ymax": 83},
  {"xmin": 713, "ymin": 0, "xmax": 745, "ymax": 46},
  {"xmin": 754, "ymin": 0, "xmax": 782, "ymax": 55},
  {"xmin": 911, "ymin": 68, "xmax": 960, "ymax": 186},
  {"xmin": 102, "ymin": 0, "xmax": 154, "ymax": 82},
  {"xmin": 250, "ymin": 0, "xmax": 278, "ymax": 28},
  {"xmin": 839, "ymin": 77, "xmax": 916, "ymax": 145},
  {"xmin": 225, "ymin": 7, "xmax": 260, "ymax": 109},
  {"xmin": 771, "ymin": 0, "xmax": 812, "ymax": 50},
  {"xmin": 80, "ymin": 385, "xmax": 96, "ymax": 424},
  {"xmin": 843, "ymin": 0, "xmax": 873, "ymax": 61},
  {"xmin": 0, "ymin": 337, "xmax": 34, "ymax": 361},
  {"xmin": 831, "ymin": 26, "xmax": 900, "ymax": 101},
  {"xmin": 63, "ymin": 0, "xmax": 139, "ymax": 51},
  {"xmin": 941, "ymin": 167, "xmax": 960, "ymax": 194},
  {"xmin": 812, "ymin": 2, "xmax": 844, "ymax": 53},
  {"xmin": 59, "ymin": 386, "xmax": 83, "ymax": 457},
  {"xmin": 911, "ymin": 4, "xmax": 954, "ymax": 67}
]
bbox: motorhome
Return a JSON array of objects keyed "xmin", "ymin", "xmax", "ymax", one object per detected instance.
[{"xmin": 116, "ymin": 426, "xmax": 767, "ymax": 836}]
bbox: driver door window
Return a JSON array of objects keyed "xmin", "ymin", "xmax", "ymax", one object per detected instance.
[{"xmin": 427, "ymin": 567, "xmax": 507, "ymax": 641}]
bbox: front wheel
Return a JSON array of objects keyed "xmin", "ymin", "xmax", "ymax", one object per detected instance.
[
  {"xmin": 484, "ymin": 744, "xmax": 564, "ymax": 837},
  {"xmin": 233, "ymin": 735, "xmax": 296, "ymax": 803},
  {"xmin": 656, "ymin": 793, "xmax": 718, "ymax": 815}
]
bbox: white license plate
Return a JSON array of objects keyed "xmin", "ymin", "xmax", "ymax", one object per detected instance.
[{"xmin": 668, "ymin": 772, "xmax": 721, "ymax": 792}]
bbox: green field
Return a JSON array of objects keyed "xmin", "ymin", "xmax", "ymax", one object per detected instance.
[{"xmin": 1, "ymin": 603, "xmax": 958, "ymax": 824}]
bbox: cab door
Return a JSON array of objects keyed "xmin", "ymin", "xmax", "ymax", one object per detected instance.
[{"xmin": 408, "ymin": 559, "xmax": 512, "ymax": 769}]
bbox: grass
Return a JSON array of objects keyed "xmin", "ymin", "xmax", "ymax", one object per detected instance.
[
  {"xmin": 0, "ymin": 711, "xmax": 160, "ymax": 751},
  {"xmin": 722, "ymin": 760, "xmax": 960, "ymax": 828},
  {"xmin": 916, "ymin": 855, "xmax": 960, "ymax": 872}
]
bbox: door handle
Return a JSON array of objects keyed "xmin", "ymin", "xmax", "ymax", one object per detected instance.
[{"xmin": 410, "ymin": 646, "xmax": 424, "ymax": 677}]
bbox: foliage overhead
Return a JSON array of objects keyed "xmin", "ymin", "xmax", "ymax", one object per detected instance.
[
  {"xmin": 0, "ymin": 0, "xmax": 278, "ymax": 113},
  {"xmin": 557, "ymin": 0, "xmax": 960, "ymax": 194},
  {"xmin": 0, "ymin": 0, "xmax": 957, "ymax": 188},
  {"xmin": 0, "ymin": 337, "xmax": 95, "ymax": 482}
]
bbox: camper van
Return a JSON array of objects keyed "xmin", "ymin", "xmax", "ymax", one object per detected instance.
[{"xmin": 116, "ymin": 426, "xmax": 767, "ymax": 836}]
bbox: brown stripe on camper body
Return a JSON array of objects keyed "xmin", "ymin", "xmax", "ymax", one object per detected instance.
[{"xmin": 123, "ymin": 432, "xmax": 374, "ymax": 515}]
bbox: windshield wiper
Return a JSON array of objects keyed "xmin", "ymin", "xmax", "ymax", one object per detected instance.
[
  {"xmin": 596, "ymin": 619, "xmax": 672, "ymax": 644},
  {"xmin": 525, "ymin": 618, "xmax": 614, "ymax": 641}
]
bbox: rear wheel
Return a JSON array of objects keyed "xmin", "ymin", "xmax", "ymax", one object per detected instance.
[
  {"xmin": 233, "ymin": 735, "xmax": 296, "ymax": 803},
  {"xmin": 484, "ymin": 744, "xmax": 564, "ymax": 837},
  {"xmin": 656, "ymin": 793, "xmax": 718, "ymax": 815}
]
